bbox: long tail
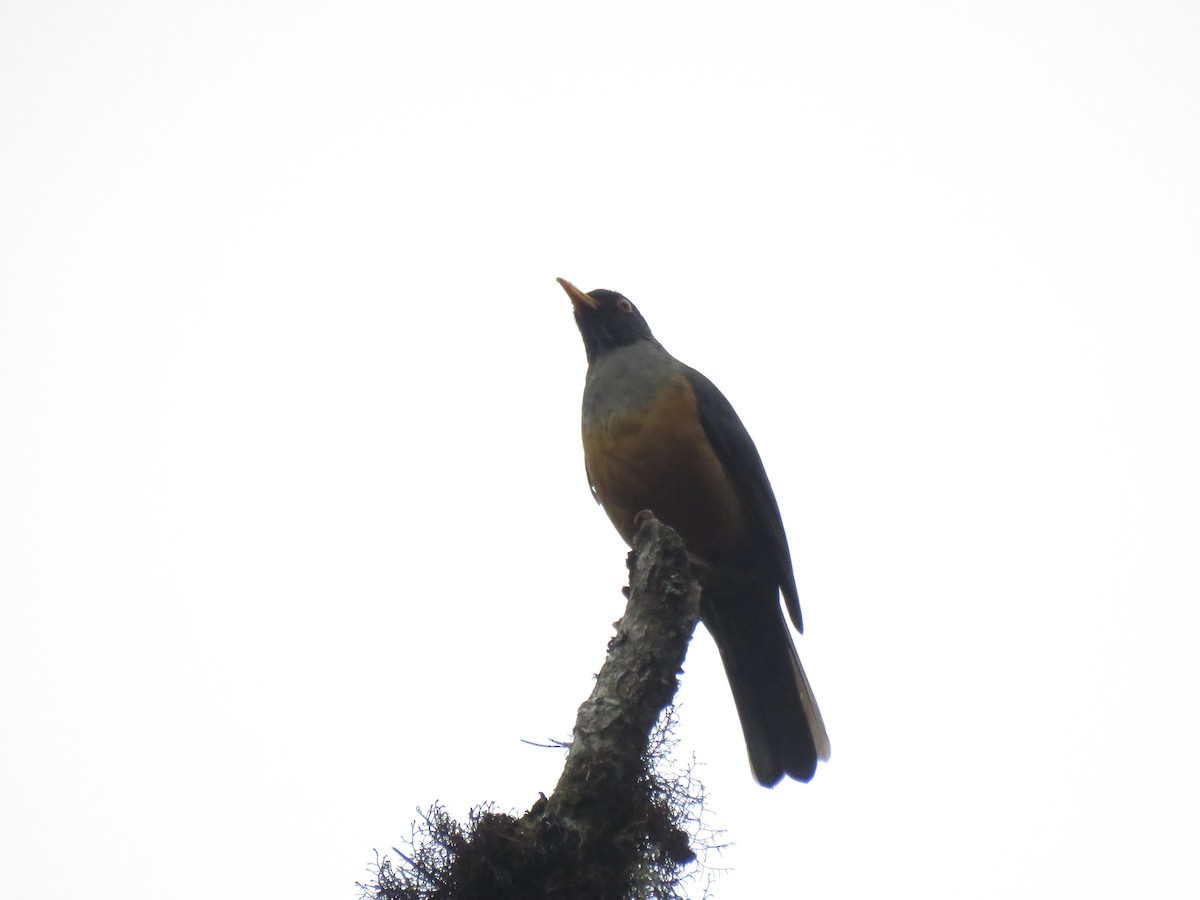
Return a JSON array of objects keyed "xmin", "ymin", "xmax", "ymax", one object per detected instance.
[{"xmin": 702, "ymin": 581, "xmax": 830, "ymax": 786}]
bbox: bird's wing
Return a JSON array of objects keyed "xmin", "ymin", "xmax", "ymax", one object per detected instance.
[{"xmin": 684, "ymin": 367, "xmax": 803, "ymax": 633}]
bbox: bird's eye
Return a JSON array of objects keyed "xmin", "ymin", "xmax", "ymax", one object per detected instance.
[{"xmin": 617, "ymin": 298, "xmax": 633, "ymax": 314}]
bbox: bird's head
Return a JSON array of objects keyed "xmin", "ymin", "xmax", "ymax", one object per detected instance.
[{"xmin": 558, "ymin": 277, "xmax": 657, "ymax": 364}]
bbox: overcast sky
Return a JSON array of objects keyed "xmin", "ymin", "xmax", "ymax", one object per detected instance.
[{"xmin": 3, "ymin": 3, "xmax": 1199, "ymax": 898}]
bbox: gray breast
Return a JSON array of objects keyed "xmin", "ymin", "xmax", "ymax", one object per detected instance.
[{"xmin": 582, "ymin": 341, "xmax": 683, "ymax": 428}]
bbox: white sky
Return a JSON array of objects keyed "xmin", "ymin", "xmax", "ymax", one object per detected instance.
[{"xmin": 3, "ymin": 2, "xmax": 1199, "ymax": 897}]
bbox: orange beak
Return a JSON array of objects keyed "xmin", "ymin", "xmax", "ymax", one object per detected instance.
[{"xmin": 557, "ymin": 277, "xmax": 598, "ymax": 310}]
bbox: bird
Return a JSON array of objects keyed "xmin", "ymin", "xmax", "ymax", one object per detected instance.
[{"xmin": 559, "ymin": 276, "xmax": 830, "ymax": 786}]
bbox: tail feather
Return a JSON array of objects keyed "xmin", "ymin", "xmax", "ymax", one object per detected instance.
[{"xmin": 701, "ymin": 577, "xmax": 829, "ymax": 786}]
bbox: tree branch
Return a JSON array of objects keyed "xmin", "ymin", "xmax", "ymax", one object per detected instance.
[
  {"xmin": 547, "ymin": 510, "xmax": 701, "ymax": 830},
  {"xmin": 360, "ymin": 512, "xmax": 703, "ymax": 900}
]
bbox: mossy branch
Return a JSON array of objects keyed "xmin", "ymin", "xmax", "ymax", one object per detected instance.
[{"xmin": 360, "ymin": 513, "xmax": 706, "ymax": 900}]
